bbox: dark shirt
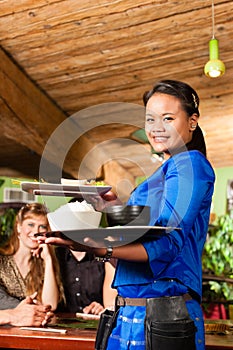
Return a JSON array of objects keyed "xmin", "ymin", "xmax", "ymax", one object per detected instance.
[{"xmin": 56, "ymin": 247, "xmax": 105, "ymax": 313}]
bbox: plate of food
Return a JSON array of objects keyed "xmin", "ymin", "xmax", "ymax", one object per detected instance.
[{"xmin": 21, "ymin": 180, "xmax": 112, "ymax": 198}]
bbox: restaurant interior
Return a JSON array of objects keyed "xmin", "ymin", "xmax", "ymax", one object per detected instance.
[{"xmin": 0, "ymin": 1, "xmax": 232, "ymax": 349}]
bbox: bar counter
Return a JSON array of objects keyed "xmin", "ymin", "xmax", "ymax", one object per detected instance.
[
  {"xmin": 0, "ymin": 314, "xmax": 232, "ymax": 350},
  {"xmin": 0, "ymin": 325, "xmax": 96, "ymax": 350}
]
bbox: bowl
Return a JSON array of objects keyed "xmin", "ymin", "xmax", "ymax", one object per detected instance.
[
  {"xmin": 106, "ymin": 205, "xmax": 150, "ymax": 227},
  {"xmin": 47, "ymin": 209, "xmax": 102, "ymax": 231}
]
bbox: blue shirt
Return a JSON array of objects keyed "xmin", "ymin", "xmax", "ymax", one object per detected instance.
[{"xmin": 113, "ymin": 150, "xmax": 215, "ymax": 300}]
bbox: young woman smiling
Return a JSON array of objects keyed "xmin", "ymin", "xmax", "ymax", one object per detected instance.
[
  {"xmin": 37, "ymin": 80, "xmax": 215, "ymax": 350},
  {"xmin": 0, "ymin": 203, "xmax": 64, "ymax": 311}
]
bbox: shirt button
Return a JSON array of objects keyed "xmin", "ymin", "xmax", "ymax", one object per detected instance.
[
  {"xmin": 76, "ymin": 277, "xmax": 79, "ymax": 282},
  {"xmin": 195, "ymin": 317, "xmax": 200, "ymax": 321},
  {"xmin": 76, "ymin": 293, "xmax": 80, "ymax": 297}
]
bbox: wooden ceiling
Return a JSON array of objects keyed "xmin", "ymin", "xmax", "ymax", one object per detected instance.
[{"xmin": 0, "ymin": 0, "xmax": 233, "ymax": 200}]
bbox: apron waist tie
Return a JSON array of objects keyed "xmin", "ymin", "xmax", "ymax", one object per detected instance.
[{"xmin": 116, "ymin": 293, "xmax": 192, "ymax": 307}]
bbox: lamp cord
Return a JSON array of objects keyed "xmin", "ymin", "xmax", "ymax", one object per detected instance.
[{"xmin": 212, "ymin": 0, "xmax": 215, "ymax": 39}]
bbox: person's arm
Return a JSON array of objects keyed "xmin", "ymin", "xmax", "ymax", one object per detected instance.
[
  {"xmin": 94, "ymin": 242, "xmax": 148, "ymax": 262},
  {"xmin": 102, "ymin": 261, "xmax": 117, "ymax": 310},
  {"xmin": 0, "ymin": 293, "xmax": 53, "ymax": 326},
  {"xmin": 33, "ymin": 244, "xmax": 59, "ymax": 311},
  {"xmin": 37, "ymin": 234, "xmax": 149, "ymax": 263},
  {"xmin": 0, "ymin": 284, "xmax": 20, "ymax": 310},
  {"xmin": 82, "ymin": 261, "xmax": 117, "ymax": 315}
]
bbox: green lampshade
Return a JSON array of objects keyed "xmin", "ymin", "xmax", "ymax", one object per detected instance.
[{"xmin": 204, "ymin": 38, "xmax": 225, "ymax": 78}]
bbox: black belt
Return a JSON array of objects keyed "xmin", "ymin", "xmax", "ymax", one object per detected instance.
[{"xmin": 116, "ymin": 293, "xmax": 192, "ymax": 307}]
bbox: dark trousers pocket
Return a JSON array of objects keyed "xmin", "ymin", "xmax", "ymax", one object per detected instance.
[{"xmin": 146, "ymin": 319, "xmax": 196, "ymax": 350}]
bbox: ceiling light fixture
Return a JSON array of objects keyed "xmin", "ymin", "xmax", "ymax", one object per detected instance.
[{"xmin": 204, "ymin": 0, "xmax": 225, "ymax": 78}]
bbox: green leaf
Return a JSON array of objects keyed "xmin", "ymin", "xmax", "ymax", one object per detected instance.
[{"xmin": 202, "ymin": 213, "xmax": 233, "ymax": 301}]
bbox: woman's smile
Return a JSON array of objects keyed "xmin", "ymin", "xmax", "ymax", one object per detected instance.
[{"xmin": 152, "ymin": 135, "xmax": 169, "ymax": 142}]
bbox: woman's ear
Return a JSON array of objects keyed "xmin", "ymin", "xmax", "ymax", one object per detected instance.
[{"xmin": 189, "ymin": 114, "xmax": 199, "ymax": 132}]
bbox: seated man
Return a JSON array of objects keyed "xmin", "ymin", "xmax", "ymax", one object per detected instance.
[{"xmin": 56, "ymin": 247, "xmax": 117, "ymax": 315}]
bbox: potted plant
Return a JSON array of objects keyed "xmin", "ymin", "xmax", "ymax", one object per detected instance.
[{"xmin": 202, "ymin": 213, "xmax": 233, "ymax": 319}]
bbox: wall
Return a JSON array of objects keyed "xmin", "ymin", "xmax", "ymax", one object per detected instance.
[{"xmin": 212, "ymin": 166, "xmax": 233, "ymax": 217}]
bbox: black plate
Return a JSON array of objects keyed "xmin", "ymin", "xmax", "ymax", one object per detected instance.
[{"xmin": 36, "ymin": 226, "xmax": 180, "ymax": 247}]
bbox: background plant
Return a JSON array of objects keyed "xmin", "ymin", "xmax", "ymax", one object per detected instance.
[
  {"xmin": 202, "ymin": 213, "xmax": 233, "ymax": 302},
  {"xmin": 0, "ymin": 208, "xmax": 17, "ymax": 247}
]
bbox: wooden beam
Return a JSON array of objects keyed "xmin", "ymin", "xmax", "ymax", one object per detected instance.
[{"xmin": 0, "ymin": 47, "xmax": 135, "ymax": 187}]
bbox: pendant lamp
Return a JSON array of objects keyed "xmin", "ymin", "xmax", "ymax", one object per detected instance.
[{"xmin": 204, "ymin": 0, "xmax": 225, "ymax": 78}]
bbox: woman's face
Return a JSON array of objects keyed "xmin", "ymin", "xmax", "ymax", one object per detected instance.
[
  {"xmin": 145, "ymin": 93, "xmax": 198, "ymax": 157},
  {"xmin": 17, "ymin": 215, "xmax": 48, "ymax": 249}
]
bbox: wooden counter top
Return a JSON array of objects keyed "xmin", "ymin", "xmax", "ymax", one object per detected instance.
[{"xmin": 0, "ymin": 314, "xmax": 232, "ymax": 350}]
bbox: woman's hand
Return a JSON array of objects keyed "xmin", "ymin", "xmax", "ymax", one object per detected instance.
[
  {"xmin": 31, "ymin": 243, "xmax": 52, "ymax": 260},
  {"xmin": 39, "ymin": 243, "xmax": 52, "ymax": 261},
  {"xmin": 35, "ymin": 233, "xmax": 89, "ymax": 252},
  {"xmin": 8, "ymin": 293, "xmax": 54, "ymax": 327},
  {"xmin": 85, "ymin": 191, "xmax": 121, "ymax": 211}
]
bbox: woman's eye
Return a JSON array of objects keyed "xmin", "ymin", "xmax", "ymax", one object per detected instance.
[
  {"xmin": 145, "ymin": 116, "xmax": 155, "ymax": 123},
  {"xmin": 28, "ymin": 223, "xmax": 34, "ymax": 227},
  {"xmin": 40, "ymin": 225, "xmax": 48, "ymax": 230},
  {"xmin": 163, "ymin": 116, "xmax": 174, "ymax": 122}
]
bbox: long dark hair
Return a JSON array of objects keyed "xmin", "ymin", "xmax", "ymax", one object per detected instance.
[{"xmin": 143, "ymin": 79, "xmax": 206, "ymax": 156}]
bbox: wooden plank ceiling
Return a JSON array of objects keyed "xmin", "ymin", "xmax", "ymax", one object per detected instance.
[{"xmin": 0, "ymin": 0, "xmax": 233, "ymax": 200}]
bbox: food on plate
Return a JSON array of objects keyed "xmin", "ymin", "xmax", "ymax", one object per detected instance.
[
  {"xmin": 61, "ymin": 178, "xmax": 108, "ymax": 187},
  {"xmin": 47, "ymin": 200, "xmax": 102, "ymax": 231},
  {"xmin": 86, "ymin": 180, "xmax": 107, "ymax": 186}
]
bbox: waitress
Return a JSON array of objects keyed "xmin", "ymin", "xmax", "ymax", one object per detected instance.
[{"xmin": 37, "ymin": 80, "xmax": 215, "ymax": 350}]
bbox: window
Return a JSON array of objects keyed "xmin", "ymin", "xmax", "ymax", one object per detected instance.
[{"xmin": 3, "ymin": 188, "xmax": 37, "ymax": 203}]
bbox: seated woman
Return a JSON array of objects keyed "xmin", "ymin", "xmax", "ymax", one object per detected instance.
[
  {"xmin": 56, "ymin": 247, "xmax": 117, "ymax": 315},
  {"xmin": 0, "ymin": 203, "xmax": 64, "ymax": 311}
]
